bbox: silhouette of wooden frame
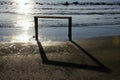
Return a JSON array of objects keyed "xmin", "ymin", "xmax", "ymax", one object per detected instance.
[
  {"xmin": 34, "ymin": 16, "xmax": 111, "ymax": 72},
  {"xmin": 34, "ymin": 16, "xmax": 72, "ymax": 41}
]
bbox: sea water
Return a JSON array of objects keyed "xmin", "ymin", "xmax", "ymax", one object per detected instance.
[{"xmin": 0, "ymin": 0, "xmax": 120, "ymax": 42}]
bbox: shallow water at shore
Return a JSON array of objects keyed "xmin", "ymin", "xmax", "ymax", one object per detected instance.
[{"xmin": 0, "ymin": 26, "xmax": 120, "ymax": 42}]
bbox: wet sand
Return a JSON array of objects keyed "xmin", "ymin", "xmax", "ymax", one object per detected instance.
[{"xmin": 0, "ymin": 36, "xmax": 120, "ymax": 80}]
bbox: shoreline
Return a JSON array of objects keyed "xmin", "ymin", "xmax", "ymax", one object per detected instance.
[
  {"xmin": 0, "ymin": 26, "xmax": 120, "ymax": 42},
  {"xmin": 0, "ymin": 36, "xmax": 120, "ymax": 55},
  {"xmin": 0, "ymin": 35, "xmax": 120, "ymax": 42}
]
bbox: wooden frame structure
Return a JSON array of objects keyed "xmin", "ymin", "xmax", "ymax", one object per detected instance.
[{"xmin": 34, "ymin": 16, "xmax": 72, "ymax": 41}]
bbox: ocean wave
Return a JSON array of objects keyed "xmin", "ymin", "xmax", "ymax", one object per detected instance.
[
  {"xmin": 73, "ymin": 23, "xmax": 120, "ymax": 27},
  {"xmin": 33, "ymin": 7, "xmax": 120, "ymax": 11},
  {"xmin": 0, "ymin": 11, "xmax": 30, "ymax": 15},
  {"xmin": 0, "ymin": 1, "xmax": 120, "ymax": 6},
  {"xmin": 0, "ymin": 23, "xmax": 14, "ymax": 28},
  {"xmin": 1, "ymin": 10, "xmax": 120, "ymax": 15},
  {"xmin": 37, "ymin": 23, "xmax": 120, "ymax": 27},
  {"xmin": 33, "ymin": 12, "xmax": 120, "ymax": 15},
  {"xmin": 0, "ymin": 22, "xmax": 120, "ymax": 28}
]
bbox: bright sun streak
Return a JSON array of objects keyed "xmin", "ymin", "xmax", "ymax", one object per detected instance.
[
  {"xmin": 11, "ymin": 0, "xmax": 33, "ymax": 42},
  {"xmin": 15, "ymin": 0, "xmax": 32, "ymax": 14},
  {"xmin": 19, "ymin": 21, "xmax": 31, "ymax": 30},
  {"xmin": 16, "ymin": 0, "xmax": 29, "ymax": 4},
  {"xmin": 15, "ymin": 16, "xmax": 32, "ymax": 30},
  {"xmin": 15, "ymin": 0, "xmax": 33, "ymax": 30},
  {"xmin": 12, "ymin": 34, "xmax": 30, "ymax": 42},
  {"xmin": 17, "ymin": 34, "xmax": 29, "ymax": 42}
]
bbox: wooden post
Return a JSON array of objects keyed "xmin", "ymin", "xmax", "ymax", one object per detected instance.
[
  {"xmin": 34, "ymin": 17, "xmax": 38, "ymax": 41},
  {"xmin": 68, "ymin": 17, "xmax": 72, "ymax": 41}
]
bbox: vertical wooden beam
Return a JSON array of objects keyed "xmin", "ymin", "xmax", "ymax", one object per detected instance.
[
  {"xmin": 34, "ymin": 17, "xmax": 38, "ymax": 41},
  {"xmin": 68, "ymin": 17, "xmax": 72, "ymax": 41}
]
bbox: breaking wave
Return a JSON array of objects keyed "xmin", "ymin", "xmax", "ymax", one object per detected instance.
[
  {"xmin": 0, "ymin": 1, "xmax": 120, "ymax": 6},
  {"xmin": 0, "ymin": 22, "xmax": 120, "ymax": 28}
]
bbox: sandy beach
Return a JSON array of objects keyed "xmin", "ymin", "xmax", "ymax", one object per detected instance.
[{"xmin": 0, "ymin": 36, "xmax": 120, "ymax": 80}]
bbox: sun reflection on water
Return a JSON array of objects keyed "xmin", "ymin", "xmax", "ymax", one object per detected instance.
[
  {"xmin": 17, "ymin": 4, "xmax": 31, "ymax": 14},
  {"xmin": 11, "ymin": 33, "xmax": 31, "ymax": 42},
  {"xmin": 11, "ymin": 0, "xmax": 34, "ymax": 42},
  {"xmin": 15, "ymin": 0, "xmax": 33, "ymax": 30},
  {"xmin": 17, "ymin": 34, "xmax": 30, "ymax": 42},
  {"xmin": 15, "ymin": 17, "xmax": 32, "ymax": 30},
  {"xmin": 16, "ymin": 0, "xmax": 29, "ymax": 4},
  {"xmin": 14, "ymin": 19, "xmax": 33, "ymax": 42},
  {"xmin": 15, "ymin": 0, "xmax": 33, "ymax": 14}
]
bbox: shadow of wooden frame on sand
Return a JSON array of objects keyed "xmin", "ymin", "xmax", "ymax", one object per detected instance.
[{"xmin": 37, "ymin": 40, "xmax": 112, "ymax": 73}]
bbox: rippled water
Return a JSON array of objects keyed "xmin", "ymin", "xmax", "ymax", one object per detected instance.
[{"xmin": 0, "ymin": 0, "xmax": 120, "ymax": 42}]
